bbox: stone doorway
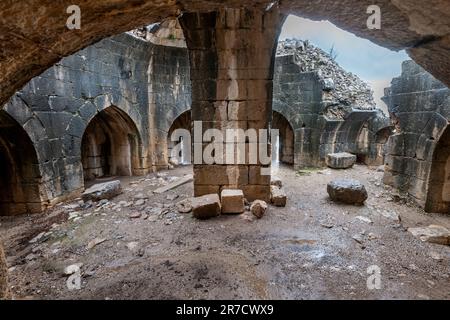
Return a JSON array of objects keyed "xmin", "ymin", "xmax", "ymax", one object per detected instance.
[
  {"xmin": 426, "ymin": 125, "xmax": 450, "ymax": 213},
  {"xmin": 0, "ymin": 111, "xmax": 43, "ymax": 216},
  {"xmin": 168, "ymin": 110, "xmax": 192, "ymax": 166},
  {"xmin": 81, "ymin": 106, "xmax": 142, "ymax": 181},
  {"xmin": 272, "ymin": 111, "xmax": 294, "ymax": 166}
]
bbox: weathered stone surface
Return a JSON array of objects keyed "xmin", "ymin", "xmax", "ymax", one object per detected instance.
[
  {"xmin": 1, "ymin": 0, "xmax": 449, "ymax": 111},
  {"xmin": 192, "ymin": 194, "xmax": 221, "ymax": 219},
  {"xmin": 250, "ymin": 200, "xmax": 268, "ymax": 219},
  {"xmin": 270, "ymin": 186, "xmax": 287, "ymax": 207},
  {"xmin": 82, "ymin": 180, "xmax": 122, "ymax": 202},
  {"xmin": 181, "ymin": 8, "xmax": 282, "ymax": 202},
  {"xmin": 383, "ymin": 60, "xmax": 450, "ymax": 212},
  {"xmin": 277, "ymin": 39, "xmax": 376, "ymax": 115},
  {"xmin": 221, "ymin": 189, "xmax": 245, "ymax": 214},
  {"xmin": 0, "ymin": 243, "xmax": 9, "ymax": 300},
  {"xmin": 270, "ymin": 176, "xmax": 283, "ymax": 188},
  {"xmin": 327, "ymin": 179, "xmax": 368, "ymax": 205},
  {"xmin": 408, "ymin": 225, "xmax": 450, "ymax": 245},
  {"xmin": 326, "ymin": 152, "xmax": 357, "ymax": 169}
]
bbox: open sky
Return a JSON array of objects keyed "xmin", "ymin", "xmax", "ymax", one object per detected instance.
[{"xmin": 279, "ymin": 15, "xmax": 410, "ymax": 112}]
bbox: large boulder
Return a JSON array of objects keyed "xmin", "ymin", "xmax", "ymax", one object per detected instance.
[
  {"xmin": 221, "ymin": 189, "xmax": 244, "ymax": 214},
  {"xmin": 408, "ymin": 225, "xmax": 450, "ymax": 245},
  {"xmin": 82, "ymin": 180, "xmax": 122, "ymax": 202},
  {"xmin": 192, "ymin": 194, "xmax": 221, "ymax": 219},
  {"xmin": 327, "ymin": 179, "xmax": 368, "ymax": 205},
  {"xmin": 0, "ymin": 243, "xmax": 10, "ymax": 300},
  {"xmin": 326, "ymin": 152, "xmax": 356, "ymax": 169}
]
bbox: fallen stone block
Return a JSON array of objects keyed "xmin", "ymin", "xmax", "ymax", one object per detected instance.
[
  {"xmin": 326, "ymin": 152, "xmax": 356, "ymax": 169},
  {"xmin": 192, "ymin": 194, "xmax": 221, "ymax": 219},
  {"xmin": 271, "ymin": 186, "xmax": 287, "ymax": 207},
  {"xmin": 327, "ymin": 179, "xmax": 368, "ymax": 205},
  {"xmin": 408, "ymin": 225, "xmax": 450, "ymax": 245},
  {"xmin": 82, "ymin": 180, "xmax": 122, "ymax": 202},
  {"xmin": 251, "ymin": 200, "xmax": 268, "ymax": 219},
  {"xmin": 153, "ymin": 174, "xmax": 193, "ymax": 194},
  {"xmin": 221, "ymin": 189, "xmax": 245, "ymax": 214},
  {"xmin": 270, "ymin": 176, "xmax": 282, "ymax": 188}
]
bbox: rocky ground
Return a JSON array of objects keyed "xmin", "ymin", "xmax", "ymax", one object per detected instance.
[{"xmin": 0, "ymin": 164, "xmax": 449, "ymax": 300}]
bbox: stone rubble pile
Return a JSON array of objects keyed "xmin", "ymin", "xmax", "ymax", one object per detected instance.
[{"xmin": 277, "ymin": 39, "xmax": 376, "ymax": 118}]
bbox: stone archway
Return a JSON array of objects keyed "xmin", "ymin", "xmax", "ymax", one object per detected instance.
[
  {"xmin": 0, "ymin": 111, "xmax": 43, "ymax": 216},
  {"xmin": 426, "ymin": 125, "xmax": 450, "ymax": 213},
  {"xmin": 168, "ymin": 110, "xmax": 192, "ymax": 165},
  {"xmin": 272, "ymin": 111, "xmax": 295, "ymax": 165},
  {"xmin": 81, "ymin": 106, "xmax": 142, "ymax": 181}
]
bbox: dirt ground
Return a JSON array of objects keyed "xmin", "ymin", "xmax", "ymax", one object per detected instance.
[{"xmin": 1, "ymin": 164, "xmax": 449, "ymax": 300}]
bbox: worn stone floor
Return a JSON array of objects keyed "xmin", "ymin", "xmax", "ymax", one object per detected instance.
[{"xmin": 1, "ymin": 164, "xmax": 449, "ymax": 300}]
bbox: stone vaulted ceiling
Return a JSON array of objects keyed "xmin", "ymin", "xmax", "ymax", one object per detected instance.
[{"xmin": 0, "ymin": 0, "xmax": 449, "ymax": 106}]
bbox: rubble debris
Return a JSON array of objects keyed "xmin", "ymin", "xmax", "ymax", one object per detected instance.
[
  {"xmin": 250, "ymin": 200, "xmax": 268, "ymax": 219},
  {"xmin": 221, "ymin": 189, "xmax": 245, "ymax": 214},
  {"xmin": 128, "ymin": 212, "xmax": 142, "ymax": 219},
  {"xmin": 277, "ymin": 39, "xmax": 376, "ymax": 119},
  {"xmin": 166, "ymin": 194, "xmax": 179, "ymax": 201},
  {"xmin": 327, "ymin": 179, "xmax": 368, "ymax": 205},
  {"xmin": 408, "ymin": 225, "xmax": 450, "ymax": 245},
  {"xmin": 326, "ymin": 152, "xmax": 356, "ymax": 169},
  {"xmin": 192, "ymin": 194, "xmax": 221, "ymax": 219},
  {"xmin": 153, "ymin": 174, "xmax": 193, "ymax": 194},
  {"xmin": 270, "ymin": 186, "xmax": 287, "ymax": 207},
  {"xmin": 355, "ymin": 216, "xmax": 373, "ymax": 224},
  {"xmin": 379, "ymin": 210, "xmax": 401, "ymax": 222},
  {"xmin": 87, "ymin": 238, "xmax": 107, "ymax": 250},
  {"xmin": 82, "ymin": 180, "xmax": 122, "ymax": 202},
  {"xmin": 64, "ymin": 263, "xmax": 83, "ymax": 276}
]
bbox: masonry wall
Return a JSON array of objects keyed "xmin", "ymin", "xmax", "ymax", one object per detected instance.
[
  {"xmin": 273, "ymin": 54, "xmax": 391, "ymax": 169},
  {"xmin": 2, "ymin": 34, "xmax": 391, "ymax": 212},
  {"xmin": 147, "ymin": 44, "xmax": 191, "ymax": 170},
  {"xmin": 2, "ymin": 33, "xmax": 191, "ymax": 210},
  {"xmin": 383, "ymin": 60, "xmax": 450, "ymax": 211}
]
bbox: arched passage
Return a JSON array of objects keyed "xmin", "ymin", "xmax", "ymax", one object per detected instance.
[
  {"xmin": 81, "ymin": 106, "xmax": 142, "ymax": 181},
  {"xmin": 272, "ymin": 111, "xmax": 295, "ymax": 165},
  {"xmin": 168, "ymin": 110, "xmax": 192, "ymax": 165},
  {"xmin": 0, "ymin": 111, "xmax": 43, "ymax": 216},
  {"xmin": 426, "ymin": 126, "xmax": 450, "ymax": 213}
]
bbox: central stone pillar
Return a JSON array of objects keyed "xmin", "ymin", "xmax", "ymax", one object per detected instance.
[{"xmin": 180, "ymin": 7, "xmax": 284, "ymax": 202}]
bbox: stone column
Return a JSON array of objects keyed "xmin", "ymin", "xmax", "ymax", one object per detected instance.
[{"xmin": 180, "ymin": 7, "xmax": 284, "ymax": 202}]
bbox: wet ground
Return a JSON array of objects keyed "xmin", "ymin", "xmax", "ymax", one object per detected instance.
[{"xmin": 1, "ymin": 164, "xmax": 449, "ymax": 300}]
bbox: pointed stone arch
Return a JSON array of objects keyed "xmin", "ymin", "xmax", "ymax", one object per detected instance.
[
  {"xmin": 272, "ymin": 111, "xmax": 295, "ymax": 165},
  {"xmin": 81, "ymin": 106, "xmax": 143, "ymax": 181},
  {"xmin": 426, "ymin": 125, "xmax": 450, "ymax": 213},
  {"xmin": 0, "ymin": 111, "xmax": 44, "ymax": 215}
]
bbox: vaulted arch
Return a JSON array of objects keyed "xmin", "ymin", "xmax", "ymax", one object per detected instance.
[
  {"xmin": 0, "ymin": 111, "xmax": 44, "ymax": 215},
  {"xmin": 81, "ymin": 106, "xmax": 143, "ymax": 181}
]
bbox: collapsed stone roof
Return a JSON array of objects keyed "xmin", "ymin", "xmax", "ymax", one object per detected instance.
[{"xmin": 277, "ymin": 39, "xmax": 377, "ymax": 118}]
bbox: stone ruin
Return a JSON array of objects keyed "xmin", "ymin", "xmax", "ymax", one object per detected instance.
[
  {"xmin": 0, "ymin": 1, "xmax": 449, "ymax": 301},
  {"xmin": 273, "ymin": 39, "xmax": 390, "ymax": 169},
  {"xmin": 0, "ymin": 14, "xmax": 448, "ymax": 217}
]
